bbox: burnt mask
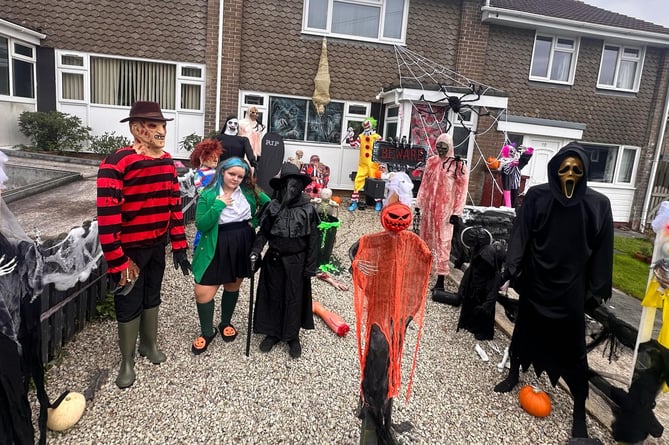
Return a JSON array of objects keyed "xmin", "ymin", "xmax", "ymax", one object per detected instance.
[
  {"xmin": 557, "ymin": 156, "xmax": 584, "ymax": 199},
  {"xmin": 131, "ymin": 119, "xmax": 166, "ymax": 151}
]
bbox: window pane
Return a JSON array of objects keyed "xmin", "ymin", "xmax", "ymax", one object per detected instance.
[
  {"xmin": 348, "ymin": 104, "xmax": 367, "ymax": 115},
  {"xmin": 385, "ymin": 121, "xmax": 398, "ymax": 139},
  {"xmin": 270, "ymin": 97, "xmax": 307, "ymax": 140},
  {"xmin": 332, "ymin": 2, "xmax": 379, "ymax": 38},
  {"xmin": 0, "ymin": 37, "xmax": 9, "ymax": 95},
  {"xmin": 181, "ymin": 84, "xmax": 201, "ymax": 110},
  {"xmin": 555, "ymin": 38, "xmax": 574, "ymax": 50},
  {"xmin": 14, "ymin": 43, "xmax": 33, "ymax": 58},
  {"xmin": 453, "ymin": 126, "xmax": 470, "ymax": 159},
  {"xmin": 307, "ymin": 0, "xmax": 328, "ymax": 29},
  {"xmin": 307, "ymin": 101, "xmax": 343, "ymax": 143},
  {"xmin": 245, "ymin": 95, "xmax": 264, "ymax": 106},
  {"xmin": 617, "ymin": 148, "xmax": 636, "ymax": 183},
  {"xmin": 62, "ymin": 54, "xmax": 84, "ymax": 66},
  {"xmin": 383, "ymin": 0, "xmax": 404, "ymax": 39},
  {"xmin": 386, "ymin": 106, "xmax": 399, "ymax": 118},
  {"xmin": 62, "ymin": 72, "xmax": 84, "ymax": 100},
  {"xmin": 584, "ymin": 145, "xmax": 616, "ymax": 183},
  {"xmin": 550, "ymin": 52, "xmax": 571, "ymax": 82},
  {"xmin": 13, "ymin": 59, "xmax": 34, "ymax": 98},
  {"xmin": 181, "ymin": 66, "xmax": 202, "ymax": 78},
  {"xmin": 531, "ymin": 36, "xmax": 551, "ymax": 78},
  {"xmin": 599, "ymin": 46, "xmax": 618, "ymax": 85},
  {"xmin": 617, "ymin": 60, "xmax": 637, "ymax": 89}
]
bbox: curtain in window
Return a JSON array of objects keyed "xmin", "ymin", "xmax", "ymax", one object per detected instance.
[
  {"xmin": 617, "ymin": 60, "xmax": 636, "ymax": 90},
  {"xmin": 181, "ymin": 84, "xmax": 200, "ymax": 110},
  {"xmin": 62, "ymin": 73, "xmax": 84, "ymax": 100},
  {"xmin": 617, "ymin": 148, "xmax": 636, "ymax": 183},
  {"xmin": 551, "ymin": 52, "xmax": 571, "ymax": 82},
  {"xmin": 0, "ymin": 37, "xmax": 9, "ymax": 95},
  {"xmin": 91, "ymin": 57, "xmax": 119, "ymax": 105},
  {"xmin": 332, "ymin": 2, "xmax": 379, "ymax": 38}
]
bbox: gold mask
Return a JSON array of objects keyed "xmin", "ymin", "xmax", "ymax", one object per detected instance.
[{"xmin": 557, "ymin": 156, "xmax": 583, "ymax": 199}]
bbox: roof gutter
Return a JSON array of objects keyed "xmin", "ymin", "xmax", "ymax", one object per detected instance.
[
  {"xmin": 481, "ymin": 6, "xmax": 669, "ymax": 47},
  {"xmin": 215, "ymin": 0, "xmax": 225, "ymax": 130},
  {"xmin": 0, "ymin": 18, "xmax": 46, "ymax": 44},
  {"xmin": 641, "ymin": 73, "xmax": 669, "ymax": 229}
]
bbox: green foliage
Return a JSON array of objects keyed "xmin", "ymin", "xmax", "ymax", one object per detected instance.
[
  {"xmin": 613, "ymin": 235, "xmax": 653, "ymax": 300},
  {"xmin": 89, "ymin": 131, "xmax": 131, "ymax": 156},
  {"xmin": 95, "ymin": 291, "xmax": 117, "ymax": 321},
  {"xmin": 17, "ymin": 110, "xmax": 91, "ymax": 153},
  {"xmin": 178, "ymin": 133, "xmax": 203, "ymax": 152}
]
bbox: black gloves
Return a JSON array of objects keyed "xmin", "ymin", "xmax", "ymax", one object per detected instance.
[
  {"xmin": 173, "ymin": 249, "xmax": 191, "ymax": 276},
  {"xmin": 249, "ymin": 251, "xmax": 261, "ymax": 272}
]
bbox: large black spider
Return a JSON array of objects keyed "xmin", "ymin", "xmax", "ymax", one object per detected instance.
[{"xmin": 419, "ymin": 83, "xmax": 489, "ymax": 133}]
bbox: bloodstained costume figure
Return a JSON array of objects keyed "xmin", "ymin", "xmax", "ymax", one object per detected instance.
[
  {"xmin": 251, "ymin": 163, "xmax": 320, "ymax": 358},
  {"xmin": 494, "ymin": 142, "xmax": 613, "ymax": 440},
  {"xmin": 352, "ymin": 200, "xmax": 432, "ymax": 444},
  {"xmin": 217, "ymin": 115, "xmax": 257, "ymax": 169},
  {"xmin": 97, "ymin": 101, "xmax": 191, "ymax": 389},
  {"xmin": 301, "ymin": 154, "xmax": 330, "ymax": 198},
  {"xmin": 349, "ymin": 117, "xmax": 382, "ymax": 212},
  {"xmin": 238, "ymin": 105, "xmax": 265, "ymax": 159},
  {"xmin": 415, "ymin": 133, "xmax": 469, "ymax": 299}
]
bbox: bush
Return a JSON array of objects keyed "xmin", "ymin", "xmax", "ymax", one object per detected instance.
[
  {"xmin": 89, "ymin": 131, "xmax": 131, "ymax": 156},
  {"xmin": 17, "ymin": 110, "xmax": 91, "ymax": 153},
  {"xmin": 178, "ymin": 133, "xmax": 203, "ymax": 152}
]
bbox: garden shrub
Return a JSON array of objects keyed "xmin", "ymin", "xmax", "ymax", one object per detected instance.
[
  {"xmin": 89, "ymin": 131, "xmax": 131, "ymax": 156},
  {"xmin": 17, "ymin": 110, "xmax": 91, "ymax": 153}
]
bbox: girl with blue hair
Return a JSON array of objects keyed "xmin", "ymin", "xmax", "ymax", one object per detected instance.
[{"xmin": 190, "ymin": 157, "xmax": 270, "ymax": 354}]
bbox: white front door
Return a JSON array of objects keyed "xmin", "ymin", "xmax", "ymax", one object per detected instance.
[{"xmin": 522, "ymin": 137, "xmax": 564, "ymax": 190}]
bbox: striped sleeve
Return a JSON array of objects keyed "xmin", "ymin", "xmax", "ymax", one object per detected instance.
[{"xmin": 97, "ymin": 149, "xmax": 129, "ymax": 273}]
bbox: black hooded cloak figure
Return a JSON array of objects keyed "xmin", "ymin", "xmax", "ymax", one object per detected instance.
[
  {"xmin": 251, "ymin": 163, "xmax": 320, "ymax": 358},
  {"xmin": 494, "ymin": 142, "xmax": 613, "ymax": 439}
]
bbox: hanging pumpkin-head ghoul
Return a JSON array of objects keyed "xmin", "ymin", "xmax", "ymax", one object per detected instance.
[
  {"xmin": 380, "ymin": 201, "xmax": 413, "ymax": 232},
  {"xmin": 557, "ymin": 155, "xmax": 584, "ymax": 199}
]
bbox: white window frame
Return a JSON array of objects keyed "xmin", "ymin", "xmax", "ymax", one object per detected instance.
[
  {"xmin": 0, "ymin": 36, "xmax": 37, "ymax": 101},
  {"xmin": 596, "ymin": 43, "xmax": 645, "ymax": 93},
  {"xmin": 529, "ymin": 33, "xmax": 579, "ymax": 85},
  {"xmin": 177, "ymin": 63, "xmax": 205, "ymax": 113},
  {"xmin": 302, "ymin": 0, "xmax": 409, "ymax": 45},
  {"xmin": 56, "ymin": 51, "xmax": 88, "ymax": 103},
  {"xmin": 581, "ymin": 143, "xmax": 639, "ymax": 186}
]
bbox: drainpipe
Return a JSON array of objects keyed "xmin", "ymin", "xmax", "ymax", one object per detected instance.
[
  {"xmin": 640, "ymin": 71, "xmax": 669, "ymax": 229},
  {"xmin": 215, "ymin": 0, "xmax": 225, "ymax": 130}
]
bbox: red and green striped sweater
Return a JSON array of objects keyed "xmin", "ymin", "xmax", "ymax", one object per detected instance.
[{"xmin": 97, "ymin": 147, "xmax": 188, "ymax": 273}]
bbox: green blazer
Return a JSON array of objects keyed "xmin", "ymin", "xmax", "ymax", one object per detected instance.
[{"xmin": 191, "ymin": 185, "xmax": 270, "ymax": 282}]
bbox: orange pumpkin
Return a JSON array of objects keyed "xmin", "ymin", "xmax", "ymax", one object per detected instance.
[
  {"xmin": 518, "ymin": 385, "xmax": 552, "ymax": 417},
  {"xmin": 486, "ymin": 157, "xmax": 500, "ymax": 170},
  {"xmin": 331, "ymin": 195, "xmax": 342, "ymax": 205}
]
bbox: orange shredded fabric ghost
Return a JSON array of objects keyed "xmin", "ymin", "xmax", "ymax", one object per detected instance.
[{"xmin": 353, "ymin": 221, "xmax": 432, "ymax": 402}]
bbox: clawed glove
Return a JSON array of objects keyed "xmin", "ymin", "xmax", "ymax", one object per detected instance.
[{"xmin": 173, "ymin": 249, "xmax": 191, "ymax": 276}]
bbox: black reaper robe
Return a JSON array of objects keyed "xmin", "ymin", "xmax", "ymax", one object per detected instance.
[
  {"xmin": 505, "ymin": 142, "xmax": 613, "ymax": 386},
  {"xmin": 252, "ymin": 195, "xmax": 320, "ymax": 341}
]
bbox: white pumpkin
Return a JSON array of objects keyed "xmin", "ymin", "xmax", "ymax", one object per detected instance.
[{"xmin": 47, "ymin": 391, "xmax": 86, "ymax": 432}]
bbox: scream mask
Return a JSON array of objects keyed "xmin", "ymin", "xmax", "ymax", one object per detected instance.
[
  {"xmin": 557, "ymin": 156, "xmax": 584, "ymax": 199},
  {"xmin": 381, "ymin": 202, "xmax": 412, "ymax": 232},
  {"xmin": 131, "ymin": 119, "xmax": 166, "ymax": 152},
  {"xmin": 225, "ymin": 118, "xmax": 239, "ymax": 136}
]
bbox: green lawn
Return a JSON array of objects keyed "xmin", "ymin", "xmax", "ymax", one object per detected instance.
[{"xmin": 613, "ymin": 235, "xmax": 654, "ymax": 300}]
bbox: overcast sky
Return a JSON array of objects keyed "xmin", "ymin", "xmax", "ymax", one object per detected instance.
[{"xmin": 582, "ymin": 0, "xmax": 669, "ymax": 28}]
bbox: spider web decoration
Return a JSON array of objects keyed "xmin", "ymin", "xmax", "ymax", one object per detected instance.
[{"xmin": 391, "ymin": 45, "xmax": 512, "ymax": 205}]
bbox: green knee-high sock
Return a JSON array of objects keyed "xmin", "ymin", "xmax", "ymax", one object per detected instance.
[
  {"xmin": 220, "ymin": 290, "xmax": 240, "ymax": 325},
  {"xmin": 196, "ymin": 300, "xmax": 216, "ymax": 337}
]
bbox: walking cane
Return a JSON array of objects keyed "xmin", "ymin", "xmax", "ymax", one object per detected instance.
[{"xmin": 245, "ymin": 255, "xmax": 257, "ymax": 357}]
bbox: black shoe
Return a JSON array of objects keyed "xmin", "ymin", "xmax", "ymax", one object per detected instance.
[
  {"xmin": 259, "ymin": 335, "xmax": 280, "ymax": 352},
  {"xmin": 191, "ymin": 330, "xmax": 216, "ymax": 355},
  {"xmin": 288, "ymin": 339, "xmax": 302, "ymax": 358}
]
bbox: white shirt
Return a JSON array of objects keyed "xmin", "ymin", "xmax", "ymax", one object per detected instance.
[{"xmin": 218, "ymin": 186, "xmax": 251, "ymax": 224}]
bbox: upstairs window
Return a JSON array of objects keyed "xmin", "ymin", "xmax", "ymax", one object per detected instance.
[
  {"xmin": 0, "ymin": 36, "xmax": 36, "ymax": 99},
  {"xmin": 303, "ymin": 0, "xmax": 408, "ymax": 44},
  {"xmin": 597, "ymin": 44, "xmax": 644, "ymax": 92},
  {"xmin": 529, "ymin": 34, "xmax": 579, "ymax": 85}
]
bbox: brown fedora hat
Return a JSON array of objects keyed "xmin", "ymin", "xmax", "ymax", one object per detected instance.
[{"xmin": 120, "ymin": 101, "xmax": 173, "ymax": 122}]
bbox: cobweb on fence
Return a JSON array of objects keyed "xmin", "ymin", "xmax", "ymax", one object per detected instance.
[{"xmin": 392, "ymin": 45, "xmax": 511, "ymax": 204}]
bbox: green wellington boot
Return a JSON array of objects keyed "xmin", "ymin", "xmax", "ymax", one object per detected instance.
[
  {"xmin": 116, "ymin": 317, "xmax": 140, "ymax": 389},
  {"xmin": 138, "ymin": 307, "xmax": 167, "ymax": 364}
]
